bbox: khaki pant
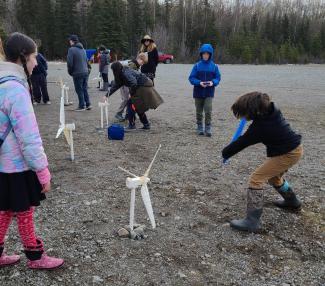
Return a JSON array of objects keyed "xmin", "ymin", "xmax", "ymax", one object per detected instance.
[
  {"xmin": 116, "ymin": 86, "xmax": 130, "ymax": 115},
  {"xmin": 249, "ymin": 145, "xmax": 303, "ymax": 189}
]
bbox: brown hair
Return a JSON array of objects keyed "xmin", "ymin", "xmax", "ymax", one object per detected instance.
[
  {"xmin": 137, "ymin": 52, "xmax": 148, "ymax": 64},
  {"xmin": 231, "ymin": 92, "xmax": 271, "ymax": 120},
  {"xmin": 4, "ymin": 32, "xmax": 37, "ymax": 99},
  {"xmin": 0, "ymin": 37, "xmax": 4, "ymax": 61}
]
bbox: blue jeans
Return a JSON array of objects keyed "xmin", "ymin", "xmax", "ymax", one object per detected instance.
[{"xmin": 73, "ymin": 75, "xmax": 90, "ymax": 108}]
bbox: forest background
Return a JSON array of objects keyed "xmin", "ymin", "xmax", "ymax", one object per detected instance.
[{"xmin": 1, "ymin": 0, "xmax": 325, "ymax": 63}]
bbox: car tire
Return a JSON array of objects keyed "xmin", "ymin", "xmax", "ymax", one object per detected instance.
[{"xmin": 165, "ymin": 59, "xmax": 171, "ymax": 64}]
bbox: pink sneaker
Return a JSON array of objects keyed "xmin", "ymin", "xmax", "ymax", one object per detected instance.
[
  {"xmin": 27, "ymin": 253, "xmax": 64, "ymax": 270},
  {"xmin": 0, "ymin": 253, "xmax": 20, "ymax": 267}
]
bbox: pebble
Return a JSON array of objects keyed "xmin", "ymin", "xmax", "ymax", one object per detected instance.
[
  {"xmin": 197, "ymin": 191, "xmax": 205, "ymax": 195},
  {"xmin": 154, "ymin": 252, "xmax": 161, "ymax": 257},
  {"xmin": 92, "ymin": 276, "xmax": 104, "ymax": 283},
  {"xmin": 160, "ymin": 212, "xmax": 167, "ymax": 217},
  {"xmin": 175, "ymin": 216, "xmax": 181, "ymax": 221},
  {"xmin": 205, "ymin": 254, "xmax": 211, "ymax": 258},
  {"xmin": 118, "ymin": 228, "xmax": 130, "ymax": 238},
  {"xmin": 177, "ymin": 271, "xmax": 187, "ymax": 278},
  {"xmin": 320, "ymin": 187, "xmax": 325, "ymax": 192},
  {"xmin": 84, "ymin": 201, "xmax": 91, "ymax": 206}
]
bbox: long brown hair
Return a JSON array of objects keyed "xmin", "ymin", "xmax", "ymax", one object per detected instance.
[
  {"xmin": 231, "ymin": 92, "xmax": 271, "ymax": 120},
  {"xmin": 0, "ymin": 37, "xmax": 4, "ymax": 61}
]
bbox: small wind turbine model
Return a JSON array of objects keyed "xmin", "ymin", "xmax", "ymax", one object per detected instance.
[
  {"xmin": 59, "ymin": 78, "xmax": 73, "ymax": 106},
  {"xmin": 98, "ymin": 100, "xmax": 109, "ymax": 129},
  {"xmin": 118, "ymin": 144, "xmax": 162, "ymax": 232},
  {"xmin": 55, "ymin": 93, "xmax": 76, "ymax": 161}
]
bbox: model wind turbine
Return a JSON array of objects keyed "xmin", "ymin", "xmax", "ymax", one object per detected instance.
[
  {"xmin": 55, "ymin": 94, "xmax": 76, "ymax": 161},
  {"xmin": 118, "ymin": 144, "xmax": 161, "ymax": 231},
  {"xmin": 98, "ymin": 100, "xmax": 109, "ymax": 129},
  {"xmin": 93, "ymin": 72, "xmax": 103, "ymax": 89},
  {"xmin": 59, "ymin": 78, "xmax": 73, "ymax": 106}
]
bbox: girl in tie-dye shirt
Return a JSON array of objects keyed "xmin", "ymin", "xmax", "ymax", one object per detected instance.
[{"xmin": 0, "ymin": 33, "xmax": 63, "ymax": 270}]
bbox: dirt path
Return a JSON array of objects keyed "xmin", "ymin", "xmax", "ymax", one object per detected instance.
[{"xmin": 1, "ymin": 63, "xmax": 324, "ymax": 286}]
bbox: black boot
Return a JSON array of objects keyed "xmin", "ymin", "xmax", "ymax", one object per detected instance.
[
  {"xmin": 274, "ymin": 181, "xmax": 301, "ymax": 210},
  {"xmin": 24, "ymin": 239, "xmax": 44, "ymax": 261},
  {"xmin": 230, "ymin": 188, "xmax": 263, "ymax": 233}
]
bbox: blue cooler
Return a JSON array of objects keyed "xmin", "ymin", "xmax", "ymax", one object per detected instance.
[{"xmin": 108, "ymin": 124, "xmax": 124, "ymax": 140}]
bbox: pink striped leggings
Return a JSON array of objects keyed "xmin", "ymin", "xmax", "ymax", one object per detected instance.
[{"xmin": 0, "ymin": 208, "xmax": 38, "ymax": 249}]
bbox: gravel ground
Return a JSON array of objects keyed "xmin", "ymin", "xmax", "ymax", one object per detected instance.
[{"xmin": 1, "ymin": 63, "xmax": 324, "ymax": 286}]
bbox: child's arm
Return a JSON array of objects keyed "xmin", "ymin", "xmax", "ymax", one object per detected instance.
[
  {"xmin": 123, "ymin": 69, "xmax": 138, "ymax": 95},
  {"xmin": 67, "ymin": 49, "xmax": 74, "ymax": 76},
  {"xmin": 188, "ymin": 64, "xmax": 201, "ymax": 86},
  {"xmin": 222, "ymin": 123, "xmax": 261, "ymax": 160},
  {"xmin": 212, "ymin": 64, "xmax": 221, "ymax": 86},
  {"xmin": 6, "ymin": 83, "xmax": 50, "ymax": 183},
  {"xmin": 107, "ymin": 80, "xmax": 122, "ymax": 97}
]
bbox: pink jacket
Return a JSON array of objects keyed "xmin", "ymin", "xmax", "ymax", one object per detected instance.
[{"xmin": 0, "ymin": 62, "xmax": 50, "ymax": 184}]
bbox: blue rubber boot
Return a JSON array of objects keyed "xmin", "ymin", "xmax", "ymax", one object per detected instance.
[
  {"xmin": 205, "ymin": 124, "xmax": 212, "ymax": 137},
  {"xmin": 197, "ymin": 124, "xmax": 204, "ymax": 135}
]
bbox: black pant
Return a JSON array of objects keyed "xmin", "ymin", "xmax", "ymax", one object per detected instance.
[
  {"xmin": 31, "ymin": 74, "xmax": 50, "ymax": 103},
  {"xmin": 127, "ymin": 99, "xmax": 149, "ymax": 126},
  {"xmin": 101, "ymin": 73, "xmax": 108, "ymax": 83}
]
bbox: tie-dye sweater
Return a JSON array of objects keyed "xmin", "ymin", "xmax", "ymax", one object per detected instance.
[{"xmin": 0, "ymin": 62, "xmax": 50, "ymax": 184}]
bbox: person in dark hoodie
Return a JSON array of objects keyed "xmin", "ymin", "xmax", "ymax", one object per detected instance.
[
  {"xmin": 31, "ymin": 53, "xmax": 50, "ymax": 105},
  {"xmin": 67, "ymin": 35, "xmax": 91, "ymax": 111},
  {"xmin": 189, "ymin": 44, "xmax": 221, "ymax": 137},
  {"xmin": 98, "ymin": 45, "xmax": 110, "ymax": 91},
  {"xmin": 222, "ymin": 92, "xmax": 303, "ymax": 233}
]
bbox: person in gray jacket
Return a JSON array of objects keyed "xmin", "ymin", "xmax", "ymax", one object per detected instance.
[
  {"xmin": 67, "ymin": 35, "xmax": 91, "ymax": 111},
  {"xmin": 98, "ymin": 45, "xmax": 110, "ymax": 91}
]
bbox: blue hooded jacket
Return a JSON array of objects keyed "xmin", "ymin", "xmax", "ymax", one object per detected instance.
[{"xmin": 189, "ymin": 44, "xmax": 221, "ymax": 98}]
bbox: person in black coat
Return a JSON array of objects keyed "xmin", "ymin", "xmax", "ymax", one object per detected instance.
[
  {"xmin": 139, "ymin": 35, "xmax": 159, "ymax": 84},
  {"xmin": 222, "ymin": 92, "xmax": 303, "ymax": 233},
  {"xmin": 31, "ymin": 53, "xmax": 50, "ymax": 104}
]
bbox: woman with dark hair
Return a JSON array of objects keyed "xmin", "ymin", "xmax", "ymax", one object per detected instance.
[
  {"xmin": 107, "ymin": 61, "xmax": 163, "ymax": 130},
  {"xmin": 0, "ymin": 32, "xmax": 64, "ymax": 269},
  {"xmin": 139, "ymin": 35, "xmax": 159, "ymax": 84}
]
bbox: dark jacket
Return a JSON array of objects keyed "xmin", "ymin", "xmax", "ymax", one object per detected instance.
[
  {"xmin": 67, "ymin": 42, "xmax": 89, "ymax": 77},
  {"xmin": 189, "ymin": 44, "xmax": 221, "ymax": 98},
  {"xmin": 222, "ymin": 103, "xmax": 302, "ymax": 159},
  {"xmin": 32, "ymin": 53, "xmax": 48, "ymax": 76},
  {"xmin": 99, "ymin": 50, "xmax": 110, "ymax": 74},
  {"xmin": 108, "ymin": 67, "xmax": 163, "ymax": 113},
  {"xmin": 140, "ymin": 48, "xmax": 159, "ymax": 78}
]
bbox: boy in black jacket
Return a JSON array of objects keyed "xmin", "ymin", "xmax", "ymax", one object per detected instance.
[{"xmin": 222, "ymin": 92, "xmax": 303, "ymax": 232}]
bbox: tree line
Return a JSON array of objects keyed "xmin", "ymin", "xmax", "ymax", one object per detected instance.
[{"xmin": 1, "ymin": 0, "xmax": 325, "ymax": 64}]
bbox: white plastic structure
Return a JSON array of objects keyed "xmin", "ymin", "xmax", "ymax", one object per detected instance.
[
  {"xmin": 55, "ymin": 95, "xmax": 76, "ymax": 161},
  {"xmin": 60, "ymin": 79, "xmax": 73, "ymax": 106},
  {"xmin": 98, "ymin": 100, "xmax": 109, "ymax": 129},
  {"xmin": 93, "ymin": 72, "xmax": 103, "ymax": 89},
  {"xmin": 118, "ymin": 144, "xmax": 161, "ymax": 231}
]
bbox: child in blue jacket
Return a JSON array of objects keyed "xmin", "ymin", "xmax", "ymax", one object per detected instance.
[{"xmin": 189, "ymin": 44, "xmax": 221, "ymax": 136}]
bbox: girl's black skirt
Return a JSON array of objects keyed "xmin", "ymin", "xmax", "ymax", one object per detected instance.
[{"xmin": 0, "ymin": 170, "xmax": 46, "ymax": 212}]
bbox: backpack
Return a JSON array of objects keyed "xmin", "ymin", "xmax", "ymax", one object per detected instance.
[{"xmin": 0, "ymin": 76, "xmax": 26, "ymax": 147}]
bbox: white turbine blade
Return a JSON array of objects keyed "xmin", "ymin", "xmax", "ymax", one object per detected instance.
[
  {"xmin": 140, "ymin": 184, "xmax": 156, "ymax": 229},
  {"xmin": 59, "ymin": 95, "xmax": 65, "ymax": 125},
  {"xmin": 144, "ymin": 144, "xmax": 161, "ymax": 177},
  {"xmin": 130, "ymin": 188, "xmax": 136, "ymax": 231},
  {"xmin": 118, "ymin": 166, "xmax": 138, "ymax": 178},
  {"xmin": 56, "ymin": 126, "xmax": 64, "ymax": 138}
]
